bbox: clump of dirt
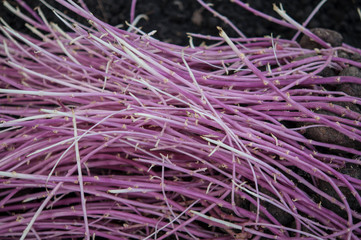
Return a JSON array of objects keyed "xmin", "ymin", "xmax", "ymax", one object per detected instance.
[
  {"xmin": 300, "ymin": 28, "xmax": 343, "ymax": 49},
  {"xmin": 296, "ymin": 28, "xmax": 361, "ymax": 154}
]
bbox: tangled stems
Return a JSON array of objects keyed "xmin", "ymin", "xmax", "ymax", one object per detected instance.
[{"xmin": 1, "ymin": 0, "xmax": 361, "ymax": 239}]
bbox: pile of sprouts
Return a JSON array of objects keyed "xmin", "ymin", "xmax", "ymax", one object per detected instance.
[{"xmin": 1, "ymin": 0, "xmax": 361, "ymax": 239}]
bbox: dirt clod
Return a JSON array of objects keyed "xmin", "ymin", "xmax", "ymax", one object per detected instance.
[
  {"xmin": 337, "ymin": 51, "xmax": 361, "ymax": 62},
  {"xmin": 300, "ymin": 28, "xmax": 343, "ymax": 49},
  {"xmin": 337, "ymin": 66, "xmax": 361, "ymax": 101},
  {"xmin": 319, "ymin": 67, "xmax": 337, "ymax": 77},
  {"xmin": 249, "ymin": 187, "xmax": 293, "ymax": 227},
  {"xmin": 302, "ymin": 124, "xmax": 359, "ymax": 150},
  {"xmin": 317, "ymin": 163, "xmax": 361, "ymax": 219}
]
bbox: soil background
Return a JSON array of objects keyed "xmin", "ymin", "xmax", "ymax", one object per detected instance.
[{"xmin": 1, "ymin": 0, "xmax": 361, "ymax": 48}]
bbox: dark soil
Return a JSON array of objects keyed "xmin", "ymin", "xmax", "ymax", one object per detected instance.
[{"xmin": 1, "ymin": 0, "xmax": 361, "ymax": 48}]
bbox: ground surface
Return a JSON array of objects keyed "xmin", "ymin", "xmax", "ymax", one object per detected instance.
[{"xmin": 1, "ymin": 0, "xmax": 361, "ymax": 48}]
